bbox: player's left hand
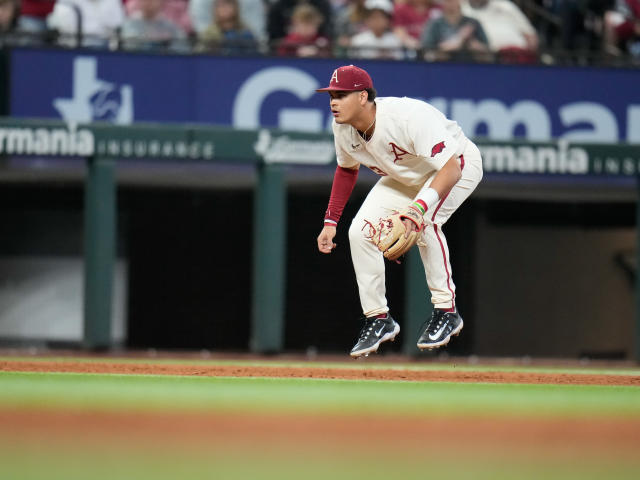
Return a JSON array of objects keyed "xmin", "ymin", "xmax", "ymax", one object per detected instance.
[
  {"xmin": 402, "ymin": 218, "xmax": 419, "ymax": 237},
  {"xmin": 399, "ymin": 205, "xmax": 425, "ymax": 238},
  {"xmin": 373, "ymin": 206, "xmax": 425, "ymax": 261}
]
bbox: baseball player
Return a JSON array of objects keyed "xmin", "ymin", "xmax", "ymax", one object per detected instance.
[{"xmin": 316, "ymin": 65, "xmax": 483, "ymax": 358}]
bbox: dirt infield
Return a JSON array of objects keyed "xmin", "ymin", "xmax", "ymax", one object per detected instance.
[
  {"xmin": 1, "ymin": 359, "xmax": 639, "ymax": 386},
  {"xmin": 3, "ymin": 408, "xmax": 639, "ymax": 457}
]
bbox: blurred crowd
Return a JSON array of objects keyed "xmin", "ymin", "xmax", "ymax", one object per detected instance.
[{"xmin": 0, "ymin": 0, "xmax": 638, "ymax": 65}]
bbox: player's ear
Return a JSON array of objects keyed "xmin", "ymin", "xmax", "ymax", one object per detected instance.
[{"xmin": 360, "ymin": 90, "xmax": 368, "ymax": 105}]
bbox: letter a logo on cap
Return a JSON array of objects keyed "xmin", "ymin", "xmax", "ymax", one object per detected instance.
[{"xmin": 316, "ymin": 65, "xmax": 373, "ymax": 92}]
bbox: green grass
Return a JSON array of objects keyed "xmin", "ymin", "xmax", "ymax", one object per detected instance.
[
  {"xmin": 1, "ymin": 443, "xmax": 638, "ymax": 480},
  {"xmin": 1, "ymin": 371, "xmax": 639, "ymax": 418},
  {"xmin": 1, "ymin": 360, "xmax": 639, "ymax": 480}
]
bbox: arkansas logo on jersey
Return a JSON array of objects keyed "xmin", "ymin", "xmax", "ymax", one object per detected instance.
[{"xmin": 431, "ymin": 141, "xmax": 446, "ymax": 157}]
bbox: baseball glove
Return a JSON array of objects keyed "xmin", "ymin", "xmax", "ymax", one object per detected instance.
[{"xmin": 373, "ymin": 206, "xmax": 425, "ymax": 261}]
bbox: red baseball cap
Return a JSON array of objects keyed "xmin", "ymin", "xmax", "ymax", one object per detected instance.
[{"xmin": 316, "ymin": 65, "xmax": 374, "ymax": 92}]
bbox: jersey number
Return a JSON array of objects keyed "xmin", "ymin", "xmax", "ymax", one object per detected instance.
[{"xmin": 369, "ymin": 166, "xmax": 388, "ymax": 176}]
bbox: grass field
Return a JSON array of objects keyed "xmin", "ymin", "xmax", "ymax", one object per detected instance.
[{"xmin": 1, "ymin": 355, "xmax": 639, "ymax": 480}]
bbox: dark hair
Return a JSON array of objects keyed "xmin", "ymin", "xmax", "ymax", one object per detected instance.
[{"xmin": 364, "ymin": 88, "xmax": 377, "ymax": 102}]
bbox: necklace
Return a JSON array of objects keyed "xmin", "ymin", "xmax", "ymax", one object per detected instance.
[{"xmin": 358, "ymin": 117, "xmax": 376, "ymax": 141}]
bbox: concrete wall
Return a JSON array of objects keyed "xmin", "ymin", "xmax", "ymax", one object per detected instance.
[{"xmin": 0, "ymin": 257, "xmax": 127, "ymax": 343}]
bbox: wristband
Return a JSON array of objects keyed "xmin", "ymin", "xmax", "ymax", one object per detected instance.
[
  {"xmin": 414, "ymin": 186, "xmax": 440, "ymax": 214},
  {"xmin": 412, "ymin": 200, "xmax": 427, "ymax": 215}
]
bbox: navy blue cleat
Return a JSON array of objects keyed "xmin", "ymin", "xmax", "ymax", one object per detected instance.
[
  {"xmin": 350, "ymin": 314, "xmax": 400, "ymax": 358},
  {"xmin": 417, "ymin": 309, "xmax": 463, "ymax": 350}
]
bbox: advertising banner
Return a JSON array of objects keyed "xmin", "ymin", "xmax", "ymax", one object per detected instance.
[
  {"xmin": 1, "ymin": 118, "xmax": 639, "ymax": 177},
  {"xmin": 10, "ymin": 48, "xmax": 640, "ymax": 143}
]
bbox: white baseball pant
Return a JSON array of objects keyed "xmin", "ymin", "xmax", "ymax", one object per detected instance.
[{"xmin": 348, "ymin": 141, "xmax": 483, "ymax": 316}]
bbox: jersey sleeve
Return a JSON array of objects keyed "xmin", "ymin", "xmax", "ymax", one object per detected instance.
[
  {"xmin": 407, "ymin": 105, "xmax": 460, "ymax": 171},
  {"xmin": 332, "ymin": 120, "xmax": 359, "ymax": 169},
  {"xmin": 336, "ymin": 146, "xmax": 359, "ymax": 169}
]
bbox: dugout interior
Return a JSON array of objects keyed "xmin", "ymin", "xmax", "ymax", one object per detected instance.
[{"xmin": 0, "ymin": 165, "xmax": 634, "ymax": 359}]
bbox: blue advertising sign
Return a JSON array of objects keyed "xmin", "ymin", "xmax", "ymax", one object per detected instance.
[{"xmin": 10, "ymin": 48, "xmax": 640, "ymax": 143}]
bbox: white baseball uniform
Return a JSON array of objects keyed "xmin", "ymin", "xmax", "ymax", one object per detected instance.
[{"xmin": 332, "ymin": 96, "xmax": 483, "ymax": 316}]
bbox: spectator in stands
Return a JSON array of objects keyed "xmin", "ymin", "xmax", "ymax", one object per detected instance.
[
  {"xmin": 393, "ymin": 0, "xmax": 442, "ymax": 50},
  {"xmin": 0, "ymin": 0, "xmax": 18, "ymax": 34},
  {"xmin": 190, "ymin": 0, "xmax": 266, "ymax": 42},
  {"xmin": 197, "ymin": 0, "xmax": 258, "ymax": 53},
  {"xmin": 47, "ymin": 0, "xmax": 125, "ymax": 48},
  {"xmin": 126, "ymin": 0, "xmax": 192, "ymax": 34},
  {"xmin": 550, "ymin": 0, "xmax": 610, "ymax": 53},
  {"xmin": 462, "ymin": 0, "xmax": 539, "ymax": 62},
  {"xmin": 17, "ymin": 0, "xmax": 55, "ymax": 34},
  {"xmin": 421, "ymin": 0, "xmax": 489, "ymax": 61},
  {"xmin": 604, "ymin": 0, "xmax": 640, "ymax": 56},
  {"xmin": 330, "ymin": 0, "xmax": 349, "ymax": 10},
  {"xmin": 121, "ymin": 0, "xmax": 189, "ymax": 51},
  {"xmin": 268, "ymin": 0, "xmax": 333, "ymax": 48},
  {"xmin": 350, "ymin": 0, "xmax": 404, "ymax": 58},
  {"xmin": 334, "ymin": 0, "xmax": 369, "ymax": 49},
  {"xmin": 0, "ymin": 0, "xmax": 25, "ymax": 47},
  {"xmin": 277, "ymin": 3, "xmax": 331, "ymax": 56}
]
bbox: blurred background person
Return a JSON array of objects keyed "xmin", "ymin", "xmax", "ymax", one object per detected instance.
[
  {"xmin": 350, "ymin": 0, "xmax": 404, "ymax": 58},
  {"xmin": 197, "ymin": 0, "xmax": 258, "ymax": 54},
  {"xmin": 0, "ymin": 0, "xmax": 26, "ymax": 47},
  {"xmin": 421, "ymin": 0, "xmax": 489, "ymax": 61},
  {"xmin": 17, "ymin": 0, "xmax": 55, "ymax": 35},
  {"xmin": 334, "ymin": 0, "xmax": 369, "ymax": 50},
  {"xmin": 47, "ymin": 0, "xmax": 126, "ymax": 47},
  {"xmin": 190, "ymin": 0, "xmax": 265, "ymax": 42},
  {"xmin": 550, "ymin": 0, "xmax": 611, "ymax": 54},
  {"xmin": 126, "ymin": 0, "xmax": 192, "ymax": 35},
  {"xmin": 603, "ymin": 0, "xmax": 640, "ymax": 57},
  {"xmin": 462, "ymin": 0, "xmax": 539, "ymax": 63},
  {"xmin": 121, "ymin": 0, "xmax": 189, "ymax": 51},
  {"xmin": 268, "ymin": 0, "xmax": 333, "ymax": 50},
  {"xmin": 393, "ymin": 0, "xmax": 442, "ymax": 50},
  {"xmin": 0, "ymin": 0, "xmax": 19, "ymax": 33},
  {"xmin": 277, "ymin": 3, "xmax": 331, "ymax": 56}
]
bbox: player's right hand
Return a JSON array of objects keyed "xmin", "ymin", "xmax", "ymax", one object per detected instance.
[{"xmin": 317, "ymin": 226, "xmax": 337, "ymax": 254}]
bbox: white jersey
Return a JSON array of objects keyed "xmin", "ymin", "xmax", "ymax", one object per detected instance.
[{"xmin": 333, "ymin": 96, "xmax": 469, "ymax": 187}]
